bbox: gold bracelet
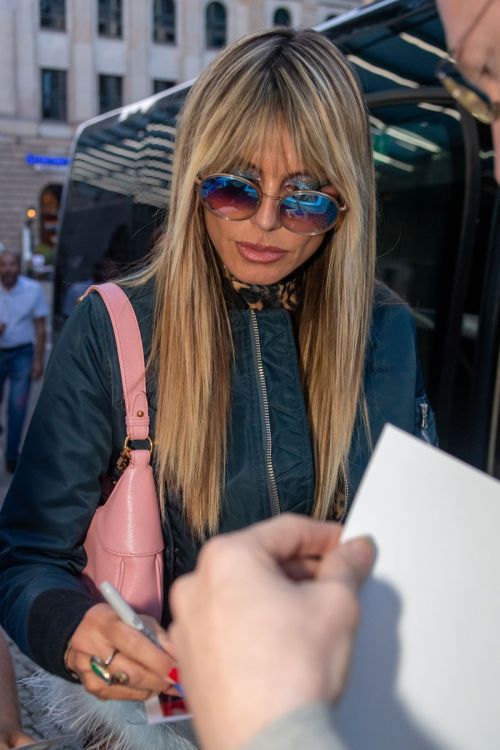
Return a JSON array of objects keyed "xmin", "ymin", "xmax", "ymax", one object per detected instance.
[{"xmin": 63, "ymin": 640, "xmax": 80, "ymax": 682}]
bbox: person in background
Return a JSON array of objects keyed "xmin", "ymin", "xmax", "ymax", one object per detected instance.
[
  {"xmin": 0, "ymin": 251, "xmax": 48, "ymax": 473},
  {"xmin": 436, "ymin": 0, "xmax": 500, "ymax": 183},
  {"xmin": 169, "ymin": 514, "xmax": 375, "ymax": 750},
  {"xmin": 0, "ymin": 630, "xmax": 35, "ymax": 749}
]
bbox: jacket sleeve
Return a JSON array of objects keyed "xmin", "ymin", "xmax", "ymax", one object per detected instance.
[
  {"xmin": 240, "ymin": 702, "xmax": 347, "ymax": 750},
  {"xmin": 0, "ymin": 294, "xmax": 116, "ymax": 679},
  {"xmin": 366, "ymin": 294, "xmax": 438, "ymax": 446}
]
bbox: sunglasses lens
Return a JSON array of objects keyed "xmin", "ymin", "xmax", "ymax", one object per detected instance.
[
  {"xmin": 280, "ymin": 193, "xmax": 339, "ymax": 235},
  {"xmin": 199, "ymin": 175, "xmax": 259, "ymax": 219}
]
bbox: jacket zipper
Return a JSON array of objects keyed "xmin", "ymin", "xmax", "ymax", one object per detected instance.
[
  {"xmin": 249, "ymin": 310, "xmax": 281, "ymax": 516},
  {"xmin": 338, "ymin": 463, "xmax": 350, "ymax": 523},
  {"xmin": 419, "ymin": 401, "xmax": 432, "ymax": 444}
]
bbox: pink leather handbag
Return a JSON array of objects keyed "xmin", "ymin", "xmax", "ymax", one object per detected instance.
[{"xmin": 82, "ymin": 283, "xmax": 164, "ymax": 620}]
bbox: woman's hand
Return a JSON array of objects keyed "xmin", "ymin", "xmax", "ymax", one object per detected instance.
[
  {"xmin": 65, "ymin": 603, "xmax": 176, "ymax": 701},
  {"xmin": 0, "ymin": 727, "xmax": 36, "ymax": 750}
]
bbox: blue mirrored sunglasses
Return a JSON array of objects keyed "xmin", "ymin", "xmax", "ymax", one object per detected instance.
[{"xmin": 197, "ymin": 173, "xmax": 348, "ymax": 236}]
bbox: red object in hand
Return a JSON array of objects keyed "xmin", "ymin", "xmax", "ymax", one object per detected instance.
[{"xmin": 168, "ymin": 667, "xmax": 180, "ymax": 683}]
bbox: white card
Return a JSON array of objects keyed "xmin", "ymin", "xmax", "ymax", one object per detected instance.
[{"xmin": 337, "ymin": 425, "xmax": 500, "ymax": 750}]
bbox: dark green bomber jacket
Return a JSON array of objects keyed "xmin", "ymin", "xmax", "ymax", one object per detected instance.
[{"xmin": 0, "ymin": 280, "xmax": 437, "ymax": 680}]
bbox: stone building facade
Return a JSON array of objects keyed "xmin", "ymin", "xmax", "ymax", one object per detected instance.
[{"xmin": 0, "ymin": 0, "xmax": 362, "ymax": 255}]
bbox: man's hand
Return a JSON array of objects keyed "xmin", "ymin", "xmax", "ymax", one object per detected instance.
[
  {"xmin": 170, "ymin": 514, "xmax": 375, "ymax": 750},
  {"xmin": 437, "ymin": 0, "xmax": 500, "ymax": 182},
  {"xmin": 0, "ymin": 728, "xmax": 36, "ymax": 750}
]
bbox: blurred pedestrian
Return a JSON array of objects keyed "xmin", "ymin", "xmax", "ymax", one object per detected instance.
[
  {"xmin": 0, "ymin": 630, "xmax": 35, "ymax": 749},
  {"xmin": 0, "ymin": 251, "xmax": 48, "ymax": 473}
]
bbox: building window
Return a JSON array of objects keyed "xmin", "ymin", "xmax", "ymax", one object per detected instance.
[
  {"xmin": 273, "ymin": 8, "xmax": 291, "ymax": 26},
  {"xmin": 206, "ymin": 2, "xmax": 226, "ymax": 49},
  {"xmin": 98, "ymin": 0, "xmax": 122, "ymax": 38},
  {"xmin": 153, "ymin": 79, "xmax": 176, "ymax": 94},
  {"xmin": 99, "ymin": 75, "xmax": 123, "ymax": 114},
  {"xmin": 40, "ymin": 0, "xmax": 65, "ymax": 30},
  {"xmin": 41, "ymin": 68, "xmax": 67, "ymax": 121},
  {"xmin": 153, "ymin": 0, "xmax": 176, "ymax": 44}
]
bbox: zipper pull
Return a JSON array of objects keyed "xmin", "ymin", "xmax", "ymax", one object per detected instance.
[
  {"xmin": 419, "ymin": 401, "xmax": 428, "ymax": 430},
  {"xmin": 115, "ymin": 447, "xmax": 131, "ymax": 473}
]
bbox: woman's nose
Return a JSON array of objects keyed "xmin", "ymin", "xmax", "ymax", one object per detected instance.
[{"xmin": 251, "ymin": 194, "xmax": 281, "ymax": 232}]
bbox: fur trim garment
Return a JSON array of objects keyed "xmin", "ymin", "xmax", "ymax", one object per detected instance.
[{"xmin": 23, "ymin": 670, "xmax": 198, "ymax": 750}]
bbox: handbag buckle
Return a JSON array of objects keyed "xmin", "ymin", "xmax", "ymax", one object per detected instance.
[{"xmin": 115, "ymin": 435, "xmax": 153, "ymax": 474}]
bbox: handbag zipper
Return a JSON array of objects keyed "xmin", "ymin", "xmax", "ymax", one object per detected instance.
[{"xmin": 249, "ymin": 310, "xmax": 281, "ymax": 516}]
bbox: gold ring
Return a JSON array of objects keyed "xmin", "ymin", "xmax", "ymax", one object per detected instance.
[
  {"xmin": 102, "ymin": 649, "xmax": 118, "ymax": 666},
  {"xmin": 91, "ymin": 649, "xmax": 118, "ymax": 667},
  {"xmin": 111, "ymin": 670, "xmax": 130, "ymax": 686}
]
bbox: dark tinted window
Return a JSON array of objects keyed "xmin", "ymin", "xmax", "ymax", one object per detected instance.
[
  {"xmin": 324, "ymin": 7, "xmax": 497, "ymax": 468},
  {"xmin": 273, "ymin": 8, "xmax": 291, "ymax": 26},
  {"xmin": 153, "ymin": 79, "xmax": 176, "ymax": 94},
  {"xmin": 98, "ymin": 0, "xmax": 122, "ymax": 38},
  {"xmin": 99, "ymin": 75, "xmax": 123, "ymax": 114},
  {"xmin": 41, "ymin": 68, "xmax": 67, "ymax": 120},
  {"xmin": 40, "ymin": 0, "xmax": 65, "ymax": 30},
  {"xmin": 54, "ymin": 90, "xmax": 186, "ymax": 326},
  {"xmin": 206, "ymin": 2, "xmax": 226, "ymax": 49},
  {"xmin": 371, "ymin": 101, "xmax": 465, "ymax": 388}
]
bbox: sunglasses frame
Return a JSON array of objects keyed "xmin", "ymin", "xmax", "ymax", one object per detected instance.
[
  {"xmin": 435, "ymin": 57, "xmax": 500, "ymax": 125},
  {"xmin": 196, "ymin": 173, "xmax": 348, "ymax": 236}
]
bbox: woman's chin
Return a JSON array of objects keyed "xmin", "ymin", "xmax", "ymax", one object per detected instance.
[{"xmin": 226, "ymin": 263, "xmax": 290, "ymax": 286}]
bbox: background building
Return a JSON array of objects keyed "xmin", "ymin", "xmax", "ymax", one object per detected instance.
[{"xmin": 0, "ymin": 0, "xmax": 362, "ymax": 257}]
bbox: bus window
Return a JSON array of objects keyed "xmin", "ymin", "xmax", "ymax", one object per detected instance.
[{"xmin": 54, "ymin": 89, "xmax": 188, "ymax": 328}]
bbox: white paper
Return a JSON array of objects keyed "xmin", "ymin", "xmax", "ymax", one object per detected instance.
[{"xmin": 336, "ymin": 425, "xmax": 500, "ymax": 750}]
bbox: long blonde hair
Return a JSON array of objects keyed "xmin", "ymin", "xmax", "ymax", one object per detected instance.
[{"xmin": 133, "ymin": 28, "xmax": 376, "ymax": 537}]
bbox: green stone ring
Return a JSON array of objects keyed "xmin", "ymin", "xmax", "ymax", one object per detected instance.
[{"xmin": 90, "ymin": 655, "xmax": 113, "ymax": 685}]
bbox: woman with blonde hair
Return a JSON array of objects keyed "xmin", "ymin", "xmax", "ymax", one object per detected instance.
[{"xmin": 0, "ymin": 26, "xmax": 435, "ymax": 748}]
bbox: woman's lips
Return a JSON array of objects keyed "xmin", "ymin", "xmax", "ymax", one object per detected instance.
[{"xmin": 236, "ymin": 242, "xmax": 287, "ymax": 263}]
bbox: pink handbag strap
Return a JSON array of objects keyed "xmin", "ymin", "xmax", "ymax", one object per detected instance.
[{"xmin": 85, "ymin": 282, "xmax": 150, "ymax": 442}]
